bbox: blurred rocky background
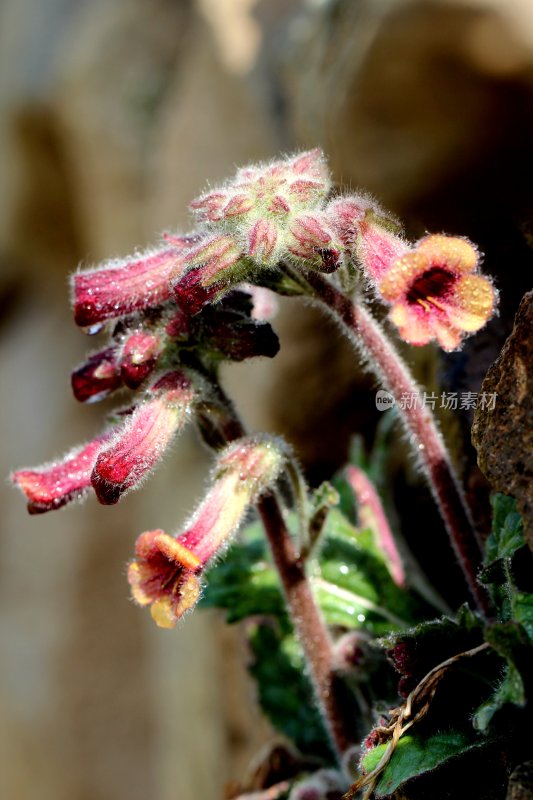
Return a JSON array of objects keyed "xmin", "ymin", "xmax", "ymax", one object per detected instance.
[{"xmin": 1, "ymin": 1, "xmax": 532, "ymax": 798}]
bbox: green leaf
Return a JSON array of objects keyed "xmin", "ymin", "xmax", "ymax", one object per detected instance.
[
  {"xmin": 512, "ymin": 592, "xmax": 533, "ymax": 643},
  {"xmin": 474, "ymin": 620, "xmax": 532, "ymax": 730},
  {"xmin": 361, "ymin": 730, "xmax": 487, "ymax": 797},
  {"xmin": 474, "ymin": 664, "xmax": 526, "ymax": 731},
  {"xmin": 248, "ymin": 623, "xmax": 332, "ymax": 759},
  {"xmin": 313, "ymin": 508, "xmax": 426, "ymax": 633},
  {"xmin": 484, "ymin": 494, "xmax": 525, "ymax": 570}
]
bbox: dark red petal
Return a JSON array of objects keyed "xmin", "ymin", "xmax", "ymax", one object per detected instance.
[
  {"xmin": 71, "ymin": 347, "xmax": 121, "ymax": 403},
  {"xmin": 172, "ymin": 267, "xmax": 222, "ymax": 315}
]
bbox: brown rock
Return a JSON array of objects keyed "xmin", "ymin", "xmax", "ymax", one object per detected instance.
[
  {"xmin": 507, "ymin": 761, "xmax": 533, "ymax": 800},
  {"xmin": 472, "ymin": 291, "xmax": 533, "ymax": 552}
]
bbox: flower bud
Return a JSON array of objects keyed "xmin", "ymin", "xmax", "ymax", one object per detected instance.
[
  {"xmin": 189, "ymin": 190, "xmax": 228, "ymax": 222},
  {"xmin": 119, "ymin": 331, "xmax": 163, "ymax": 389},
  {"xmin": 222, "ymin": 193, "xmax": 254, "ymax": 217},
  {"xmin": 327, "ymin": 196, "xmax": 407, "ymax": 280},
  {"xmin": 72, "ymin": 246, "xmax": 186, "ymax": 327},
  {"xmin": 288, "ymin": 213, "xmax": 341, "ymax": 272},
  {"xmin": 11, "ymin": 432, "xmax": 113, "ymax": 514},
  {"xmin": 71, "ymin": 347, "xmax": 121, "ymax": 403},
  {"xmin": 247, "ymin": 218, "xmax": 279, "ymax": 264},
  {"xmin": 91, "ymin": 371, "xmax": 196, "ymax": 504},
  {"xmin": 345, "ymin": 465, "xmax": 405, "ymax": 587}
]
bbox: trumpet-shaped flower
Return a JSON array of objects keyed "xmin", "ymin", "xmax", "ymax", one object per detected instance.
[
  {"xmin": 327, "ymin": 196, "xmax": 495, "ymax": 350},
  {"xmin": 128, "ymin": 435, "xmax": 288, "ymax": 628},
  {"xmin": 379, "ymin": 235, "xmax": 496, "ymax": 351}
]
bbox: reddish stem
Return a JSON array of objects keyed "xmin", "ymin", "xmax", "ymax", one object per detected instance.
[
  {"xmin": 257, "ymin": 493, "xmax": 354, "ymax": 759},
  {"xmin": 199, "ymin": 390, "xmax": 355, "ymax": 760},
  {"xmin": 303, "ymin": 271, "xmax": 491, "ymax": 616}
]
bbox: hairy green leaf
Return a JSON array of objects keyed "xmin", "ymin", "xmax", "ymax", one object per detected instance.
[
  {"xmin": 361, "ymin": 730, "xmax": 488, "ymax": 797},
  {"xmin": 249, "ymin": 624, "xmax": 332, "ymax": 758},
  {"xmin": 486, "ymin": 494, "xmax": 525, "ymax": 562}
]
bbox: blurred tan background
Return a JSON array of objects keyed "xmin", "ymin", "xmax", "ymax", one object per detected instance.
[{"xmin": 1, "ymin": 1, "xmax": 533, "ymax": 798}]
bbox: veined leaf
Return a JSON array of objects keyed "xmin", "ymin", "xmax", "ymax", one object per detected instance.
[{"xmin": 361, "ymin": 730, "xmax": 490, "ymax": 797}]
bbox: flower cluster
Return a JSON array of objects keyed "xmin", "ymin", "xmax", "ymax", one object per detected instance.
[
  {"xmin": 69, "ymin": 149, "xmax": 495, "ymax": 353},
  {"xmin": 13, "ymin": 254, "xmax": 280, "ymax": 514},
  {"xmin": 12, "ymin": 148, "xmax": 498, "ymax": 628}
]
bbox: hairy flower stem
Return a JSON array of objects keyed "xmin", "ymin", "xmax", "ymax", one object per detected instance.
[
  {"xmin": 301, "ymin": 270, "xmax": 491, "ymax": 616},
  {"xmin": 198, "ymin": 387, "xmax": 355, "ymax": 762},
  {"xmin": 256, "ymin": 493, "xmax": 355, "ymax": 761}
]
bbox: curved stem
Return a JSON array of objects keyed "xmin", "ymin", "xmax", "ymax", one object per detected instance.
[
  {"xmin": 196, "ymin": 386, "xmax": 355, "ymax": 760},
  {"xmin": 301, "ymin": 270, "xmax": 491, "ymax": 616}
]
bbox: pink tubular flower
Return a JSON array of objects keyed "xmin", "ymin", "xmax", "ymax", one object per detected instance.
[
  {"xmin": 379, "ymin": 234, "xmax": 496, "ymax": 351},
  {"xmin": 11, "ymin": 432, "xmax": 114, "ymax": 514},
  {"xmin": 328, "ymin": 197, "xmax": 496, "ymax": 350},
  {"xmin": 91, "ymin": 371, "xmax": 196, "ymax": 505},
  {"xmin": 72, "ymin": 245, "xmax": 188, "ymax": 328},
  {"xmin": 128, "ymin": 435, "xmax": 288, "ymax": 628}
]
